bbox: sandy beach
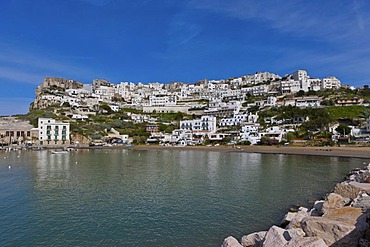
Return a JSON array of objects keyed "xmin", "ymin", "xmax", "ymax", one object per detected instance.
[{"xmin": 129, "ymin": 144, "xmax": 370, "ymax": 159}]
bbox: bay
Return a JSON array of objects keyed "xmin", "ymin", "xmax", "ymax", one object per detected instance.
[{"xmin": 0, "ymin": 149, "xmax": 365, "ymax": 246}]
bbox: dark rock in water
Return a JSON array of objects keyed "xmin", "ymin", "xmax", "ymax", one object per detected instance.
[
  {"xmin": 280, "ymin": 212, "xmax": 297, "ymax": 228},
  {"xmin": 307, "ymin": 197, "xmax": 318, "ymax": 204},
  {"xmin": 288, "ymin": 207, "xmax": 297, "ymax": 212},
  {"xmin": 288, "ymin": 204, "xmax": 300, "ymax": 212},
  {"xmin": 312, "ymin": 200, "xmax": 325, "ymax": 215}
]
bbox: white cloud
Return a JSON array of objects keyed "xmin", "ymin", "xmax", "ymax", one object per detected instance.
[
  {"xmin": 167, "ymin": 19, "xmax": 202, "ymax": 47},
  {"xmin": 0, "ymin": 67, "xmax": 43, "ymax": 85},
  {"xmin": 189, "ymin": 0, "xmax": 370, "ymax": 45},
  {"xmin": 0, "ymin": 43, "xmax": 96, "ymax": 84},
  {"xmin": 353, "ymin": 0, "xmax": 366, "ymax": 31}
]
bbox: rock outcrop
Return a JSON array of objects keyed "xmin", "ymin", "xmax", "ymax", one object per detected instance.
[
  {"xmin": 222, "ymin": 165, "xmax": 370, "ymax": 247},
  {"xmin": 321, "ymin": 193, "xmax": 346, "ymax": 214},
  {"xmin": 301, "ymin": 216, "xmax": 363, "ymax": 246},
  {"xmin": 240, "ymin": 231, "xmax": 266, "ymax": 247},
  {"xmin": 221, "ymin": 236, "xmax": 243, "ymax": 247},
  {"xmin": 261, "ymin": 226, "xmax": 288, "ymax": 246}
]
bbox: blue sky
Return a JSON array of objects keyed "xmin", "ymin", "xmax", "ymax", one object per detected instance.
[{"xmin": 1, "ymin": 0, "xmax": 370, "ymax": 115}]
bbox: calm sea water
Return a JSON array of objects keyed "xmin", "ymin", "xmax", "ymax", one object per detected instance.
[{"xmin": 0, "ymin": 149, "xmax": 366, "ymax": 246}]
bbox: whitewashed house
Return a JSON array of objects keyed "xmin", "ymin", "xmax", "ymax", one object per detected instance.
[
  {"xmin": 240, "ymin": 124, "xmax": 261, "ymax": 145},
  {"xmin": 321, "ymin": 76, "xmax": 341, "ymax": 90},
  {"xmin": 38, "ymin": 118, "xmax": 70, "ymax": 145},
  {"xmin": 180, "ymin": 116, "xmax": 217, "ymax": 132}
]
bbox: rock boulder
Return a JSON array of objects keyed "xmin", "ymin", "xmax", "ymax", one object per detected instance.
[
  {"xmin": 322, "ymin": 193, "xmax": 345, "ymax": 215},
  {"xmin": 240, "ymin": 231, "xmax": 266, "ymax": 247},
  {"xmin": 222, "ymin": 236, "xmax": 243, "ymax": 247},
  {"xmin": 301, "ymin": 216, "xmax": 363, "ymax": 247},
  {"xmin": 333, "ymin": 182, "xmax": 362, "ymax": 199},
  {"xmin": 285, "ymin": 236, "xmax": 327, "ymax": 247},
  {"xmin": 262, "ymin": 226, "xmax": 288, "ymax": 247},
  {"xmin": 352, "ymin": 193, "xmax": 370, "ymax": 212}
]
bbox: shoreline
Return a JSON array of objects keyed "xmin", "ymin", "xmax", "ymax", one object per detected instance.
[
  {"xmin": 127, "ymin": 145, "xmax": 370, "ymax": 159},
  {"xmin": 5, "ymin": 144, "xmax": 369, "ymax": 159}
]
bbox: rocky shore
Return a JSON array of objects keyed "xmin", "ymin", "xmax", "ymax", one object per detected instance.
[{"xmin": 222, "ymin": 164, "xmax": 370, "ymax": 247}]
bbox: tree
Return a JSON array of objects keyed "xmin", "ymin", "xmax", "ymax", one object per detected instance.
[
  {"xmin": 286, "ymin": 132, "xmax": 296, "ymax": 142},
  {"xmin": 320, "ymin": 99, "xmax": 335, "ymax": 106},
  {"xmin": 61, "ymin": 102, "xmax": 71, "ymax": 107},
  {"xmin": 335, "ymin": 124, "xmax": 351, "ymax": 136},
  {"xmin": 295, "ymin": 90, "xmax": 305, "ymax": 97}
]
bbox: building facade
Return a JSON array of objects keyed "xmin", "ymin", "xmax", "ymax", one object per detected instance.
[
  {"xmin": 38, "ymin": 118, "xmax": 70, "ymax": 145},
  {"xmin": 180, "ymin": 116, "xmax": 217, "ymax": 132}
]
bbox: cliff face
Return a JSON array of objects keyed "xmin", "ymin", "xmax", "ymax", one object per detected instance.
[
  {"xmin": 43, "ymin": 77, "xmax": 83, "ymax": 90},
  {"xmin": 31, "ymin": 77, "xmax": 83, "ymax": 110}
]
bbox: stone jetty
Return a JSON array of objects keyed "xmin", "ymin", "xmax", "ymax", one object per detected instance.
[{"xmin": 222, "ymin": 164, "xmax": 370, "ymax": 247}]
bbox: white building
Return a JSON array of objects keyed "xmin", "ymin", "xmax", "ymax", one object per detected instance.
[
  {"xmin": 240, "ymin": 124, "xmax": 261, "ymax": 145},
  {"xmin": 294, "ymin": 97, "xmax": 321, "ymax": 108},
  {"xmin": 180, "ymin": 116, "xmax": 217, "ymax": 132},
  {"xmin": 94, "ymin": 85, "xmax": 116, "ymax": 100},
  {"xmin": 109, "ymin": 104, "xmax": 120, "ymax": 112},
  {"xmin": 292, "ymin": 70, "xmax": 308, "ymax": 82},
  {"xmin": 308, "ymin": 78, "xmax": 321, "ymax": 91},
  {"xmin": 148, "ymin": 95, "xmax": 177, "ymax": 106},
  {"xmin": 219, "ymin": 113, "xmax": 258, "ymax": 127},
  {"xmin": 38, "ymin": 118, "xmax": 70, "ymax": 145},
  {"xmin": 280, "ymin": 80, "xmax": 301, "ymax": 94},
  {"xmin": 321, "ymin": 76, "xmax": 341, "ymax": 90}
]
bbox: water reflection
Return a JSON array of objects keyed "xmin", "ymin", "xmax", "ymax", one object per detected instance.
[
  {"xmin": 0, "ymin": 149, "xmax": 366, "ymax": 246},
  {"xmin": 34, "ymin": 151, "xmax": 71, "ymax": 183}
]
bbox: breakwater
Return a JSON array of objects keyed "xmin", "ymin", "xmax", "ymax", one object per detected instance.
[{"xmin": 222, "ymin": 164, "xmax": 370, "ymax": 247}]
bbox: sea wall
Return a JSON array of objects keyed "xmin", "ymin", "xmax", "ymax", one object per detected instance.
[{"xmin": 222, "ymin": 164, "xmax": 370, "ymax": 247}]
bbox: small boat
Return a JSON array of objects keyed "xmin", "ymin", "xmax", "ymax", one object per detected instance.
[{"xmin": 51, "ymin": 150, "xmax": 69, "ymax": 154}]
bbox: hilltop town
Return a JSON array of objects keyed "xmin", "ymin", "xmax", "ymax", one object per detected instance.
[{"xmin": 1, "ymin": 69, "xmax": 370, "ymax": 148}]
